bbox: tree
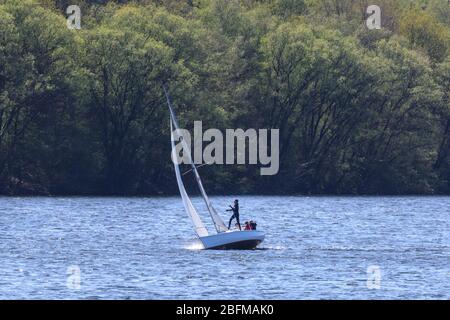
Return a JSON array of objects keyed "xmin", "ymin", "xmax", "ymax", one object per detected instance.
[
  {"xmin": 434, "ymin": 57, "xmax": 450, "ymax": 192},
  {"xmin": 0, "ymin": 0, "xmax": 75, "ymax": 194},
  {"xmin": 400, "ymin": 9, "xmax": 450, "ymax": 63}
]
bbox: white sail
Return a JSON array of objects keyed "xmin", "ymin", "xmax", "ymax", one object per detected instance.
[
  {"xmin": 191, "ymin": 168, "xmax": 229, "ymax": 233},
  {"xmin": 165, "ymin": 86, "xmax": 228, "ymax": 233},
  {"xmin": 171, "ymin": 120, "xmax": 209, "ymax": 237}
]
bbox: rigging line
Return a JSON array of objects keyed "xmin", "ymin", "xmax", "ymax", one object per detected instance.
[{"xmin": 182, "ymin": 163, "xmax": 213, "ymax": 176}]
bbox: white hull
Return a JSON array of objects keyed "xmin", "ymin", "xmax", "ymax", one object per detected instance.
[{"xmin": 199, "ymin": 230, "xmax": 265, "ymax": 250}]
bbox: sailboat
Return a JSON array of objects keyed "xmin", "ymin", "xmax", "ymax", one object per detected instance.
[{"xmin": 164, "ymin": 86, "xmax": 265, "ymax": 250}]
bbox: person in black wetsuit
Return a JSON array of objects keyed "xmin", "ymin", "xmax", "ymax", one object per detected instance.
[{"xmin": 226, "ymin": 199, "xmax": 241, "ymax": 230}]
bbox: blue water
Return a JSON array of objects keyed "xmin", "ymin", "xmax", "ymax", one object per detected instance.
[{"xmin": 0, "ymin": 196, "xmax": 448, "ymax": 299}]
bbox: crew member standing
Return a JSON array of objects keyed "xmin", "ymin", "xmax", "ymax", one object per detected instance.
[{"xmin": 226, "ymin": 199, "xmax": 241, "ymax": 230}]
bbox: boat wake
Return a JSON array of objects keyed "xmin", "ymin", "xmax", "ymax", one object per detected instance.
[
  {"xmin": 257, "ymin": 245, "xmax": 286, "ymax": 250},
  {"xmin": 184, "ymin": 241, "xmax": 205, "ymax": 250}
]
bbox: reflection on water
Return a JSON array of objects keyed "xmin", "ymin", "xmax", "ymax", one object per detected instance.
[{"xmin": 0, "ymin": 196, "xmax": 448, "ymax": 299}]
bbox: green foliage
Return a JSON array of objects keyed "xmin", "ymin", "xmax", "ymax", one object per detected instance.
[
  {"xmin": 400, "ymin": 9, "xmax": 450, "ymax": 63},
  {"xmin": 0, "ymin": 0, "xmax": 449, "ymax": 195}
]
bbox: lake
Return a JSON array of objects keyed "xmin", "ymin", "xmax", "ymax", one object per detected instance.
[{"xmin": 0, "ymin": 196, "xmax": 448, "ymax": 299}]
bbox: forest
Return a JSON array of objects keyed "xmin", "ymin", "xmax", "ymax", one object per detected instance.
[{"xmin": 0, "ymin": 0, "xmax": 449, "ymax": 195}]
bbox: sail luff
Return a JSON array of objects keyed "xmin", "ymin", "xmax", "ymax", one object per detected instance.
[
  {"xmin": 170, "ymin": 120, "xmax": 209, "ymax": 237},
  {"xmin": 164, "ymin": 86, "xmax": 228, "ymax": 233}
]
